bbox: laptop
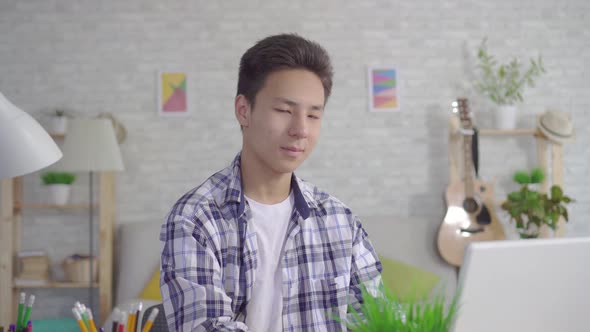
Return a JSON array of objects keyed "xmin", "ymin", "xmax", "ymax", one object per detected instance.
[{"xmin": 452, "ymin": 237, "xmax": 590, "ymax": 332}]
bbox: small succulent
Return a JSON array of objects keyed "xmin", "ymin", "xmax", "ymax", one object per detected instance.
[{"xmin": 41, "ymin": 172, "xmax": 76, "ymax": 185}]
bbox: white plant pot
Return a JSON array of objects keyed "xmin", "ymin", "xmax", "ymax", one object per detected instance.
[
  {"xmin": 48, "ymin": 184, "xmax": 71, "ymax": 205},
  {"xmin": 50, "ymin": 116, "xmax": 68, "ymax": 135},
  {"xmin": 495, "ymin": 104, "xmax": 518, "ymax": 130}
]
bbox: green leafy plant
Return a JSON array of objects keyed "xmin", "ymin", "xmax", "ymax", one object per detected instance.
[
  {"xmin": 342, "ymin": 285, "xmax": 460, "ymax": 332},
  {"xmin": 41, "ymin": 172, "xmax": 76, "ymax": 185},
  {"xmin": 501, "ymin": 168, "xmax": 573, "ymax": 238},
  {"xmin": 475, "ymin": 38, "xmax": 545, "ymax": 105}
]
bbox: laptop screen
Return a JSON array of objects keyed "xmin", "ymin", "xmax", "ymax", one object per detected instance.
[{"xmin": 452, "ymin": 237, "xmax": 590, "ymax": 332}]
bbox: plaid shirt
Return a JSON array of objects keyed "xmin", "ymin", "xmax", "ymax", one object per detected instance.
[{"xmin": 160, "ymin": 153, "xmax": 382, "ymax": 332}]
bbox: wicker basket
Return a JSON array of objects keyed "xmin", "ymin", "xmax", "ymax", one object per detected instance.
[{"xmin": 63, "ymin": 256, "xmax": 98, "ymax": 283}]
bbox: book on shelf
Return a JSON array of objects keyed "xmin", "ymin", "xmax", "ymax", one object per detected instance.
[
  {"xmin": 17, "ymin": 250, "xmax": 48, "ymax": 257},
  {"xmin": 18, "ymin": 271, "xmax": 49, "ymax": 279},
  {"xmin": 17, "ymin": 250, "xmax": 50, "ymax": 282},
  {"xmin": 14, "ymin": 278, "xmax": 50, "ymax": 287},
  {"xmin": 17, "ymin": 270, "xmax": 50, "ymax": 278},
  {"xmin": 19, "ymin": 256, "xmax": 49, "ymax": 266}
]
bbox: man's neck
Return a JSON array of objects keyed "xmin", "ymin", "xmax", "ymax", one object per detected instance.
[{"xmin": 240, "ymin": 150, "xmax": 292, "ymax": 205}]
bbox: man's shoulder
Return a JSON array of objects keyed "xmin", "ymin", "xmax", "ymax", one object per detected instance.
[
  {"xmin": 298, "ymin": 178, "xmax": 356, "ymax": 218},
  {"xmin": 168, "ymin": 165, "xmax": 235, "ymax": 221}
]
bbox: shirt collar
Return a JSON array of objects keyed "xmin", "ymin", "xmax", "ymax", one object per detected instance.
[{"xmin": 221, "ymin": 152, "xmax": 315, "ymax": 219}]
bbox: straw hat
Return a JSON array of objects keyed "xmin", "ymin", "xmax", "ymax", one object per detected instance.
[{"xmin": 537, "ymin": 110, "xmax": 574, "ymax": 145}]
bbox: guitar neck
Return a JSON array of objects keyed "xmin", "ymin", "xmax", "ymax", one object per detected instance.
[{"xmin": 463, "ymin": 127, "xmax": 475, "ymax": 198}]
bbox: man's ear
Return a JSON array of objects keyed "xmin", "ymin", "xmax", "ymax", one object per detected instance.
[{"xmin": 235, "ymin": 95, "xmax": 251, "ymax": 128}]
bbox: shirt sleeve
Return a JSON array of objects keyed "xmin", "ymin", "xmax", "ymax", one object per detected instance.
[
  {"xmin": 160, "ymin": 213, "xmax": 250, "ymax": 332},
  {"xmin": 347, "ymin": 216, "xmax": 383, "ymax": 322}
]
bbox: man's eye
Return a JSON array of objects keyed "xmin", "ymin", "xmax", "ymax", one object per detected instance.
[
  {"xmin": 275, "ymin": 109, "xmax": 290, "ymax": 114},
  {"xmin": 308, "ymin": 115, "xmax": 320, "ymax": 120}
]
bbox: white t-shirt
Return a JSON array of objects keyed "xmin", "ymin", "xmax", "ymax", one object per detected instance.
[{"xmin": 244, "ymin": 192, "xmax": 294, "ymax": 332}]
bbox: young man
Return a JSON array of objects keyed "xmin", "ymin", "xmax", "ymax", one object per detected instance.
[{"xmin": 160, "ymin": 34, "xmax": 382, "ymax": 332}]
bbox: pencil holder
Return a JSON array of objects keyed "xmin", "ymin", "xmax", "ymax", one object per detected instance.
[{"xmin": 63, "ymin": 255, "xmax": 98, "ymax": 283}]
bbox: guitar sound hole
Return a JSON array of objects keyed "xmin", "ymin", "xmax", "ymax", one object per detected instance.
[
  {"xmin": 463, "ymin": 198, "xmax": 479, "ymax": 213},
  {"xmin": 477, "ymin": 205, "xmax": 492, "ymax": 225}
]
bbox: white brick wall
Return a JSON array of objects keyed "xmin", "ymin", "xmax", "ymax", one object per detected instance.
[{"xmin": 1, "ymin": 0, "xmax": 589, "ymax": 319}]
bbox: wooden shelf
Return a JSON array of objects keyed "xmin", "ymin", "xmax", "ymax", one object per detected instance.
[
  {"xmin": 479, "ymin": 128, "xmax": 537, "ymax": 136},
  {"xmin": 1, "ymin": 173, "xmax": 116, "ymax": 324},
  {"xmin": 14, "ymin": 281, "xmax": 98, "ymax": 289},
  {"xmin": 15, "ymin": 203, "xmax": 96, "ymax": 210},
  {"xmin": 447, "ymin": 115, "xmax": 567, "ymax": 242}
]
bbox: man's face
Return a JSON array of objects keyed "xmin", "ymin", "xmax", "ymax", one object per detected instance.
[{"xmin": 236, "ymin": 69, "xmax": 325, "ymax": 175}]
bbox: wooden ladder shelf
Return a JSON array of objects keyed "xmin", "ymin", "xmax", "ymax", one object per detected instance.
[{"xmin": 447, "ymin": 116, "xmax": 566, "ymax": 238}]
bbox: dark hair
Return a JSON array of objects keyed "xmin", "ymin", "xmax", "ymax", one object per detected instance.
[{"xmin": 237, "ymin": 34, "xmax": 333, "ymax": 106}]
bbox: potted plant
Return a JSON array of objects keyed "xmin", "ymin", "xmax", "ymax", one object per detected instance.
[
  {"xmin": 47, "ymin": 109, "xmax": 69, "ymax": 135},
  {"xmin": 474, "ymin": 38, "xmax": 545, "ymax": 130},
  {"xmin": 342, "ymin": 285, "xmax": 460, "ymax": 331},
  {"xmin": 41, "ymin": 172, "xmax": 76, "ymax": 205},
  {"xmin": 501, "ymin": 168, "xmax": 573, "ymax": 238}
]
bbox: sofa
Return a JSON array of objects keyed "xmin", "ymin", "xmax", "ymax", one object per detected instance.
[{"xmin": 103, "ymin": 215, "xmax": 457, "ymax": 330}]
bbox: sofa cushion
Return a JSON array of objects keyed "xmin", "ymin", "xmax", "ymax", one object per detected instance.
[
  {"xmin": 379, "ymin": 255, "xmax": 440, "ymax": 301},
  {"xmin": 360, "ymin": 215, "xmax": 457, "ymax": 299},
  {"xmin": 139, "ymin": 268, "xmax": 162, "ymax": 301}
]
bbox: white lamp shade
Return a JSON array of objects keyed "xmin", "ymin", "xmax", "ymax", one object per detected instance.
[
  {"xmin": 0, "ymin": 92, "xmax": 63, "ymax": 179},
  {"xmin": 55, "ymin": 118, "xmax": 124, "ymax": 172}
]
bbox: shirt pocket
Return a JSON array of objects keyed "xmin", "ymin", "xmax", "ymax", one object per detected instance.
[
  {"xmin": 292, "ymin": 275, "xmax": 349, "ymax": 331},
  {"xmin": 312, "ymin": 275, "xmax": 348, "ymax": 309}
]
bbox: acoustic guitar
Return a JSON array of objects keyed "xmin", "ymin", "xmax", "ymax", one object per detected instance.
[{"xmin": 437, "ymin": 98, "xmax": 505, "ymax": 267}]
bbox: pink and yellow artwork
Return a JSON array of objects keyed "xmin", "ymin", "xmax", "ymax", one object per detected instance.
[
  {"xmin": 158, "ymin": 71, "xmax": 189, "ymax": 116},
  {"xmin": 368, "ymin": 67, "xmax": 400, "ymax": 112}
]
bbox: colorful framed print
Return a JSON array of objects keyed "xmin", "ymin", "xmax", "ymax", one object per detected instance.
[
  {"xmin": 157, "ymin": 71, "xmax": 190, "ymax": 116},
  {"xmin": 367, "ymin": 66, "xmax": 400, "ymax": 112}
]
